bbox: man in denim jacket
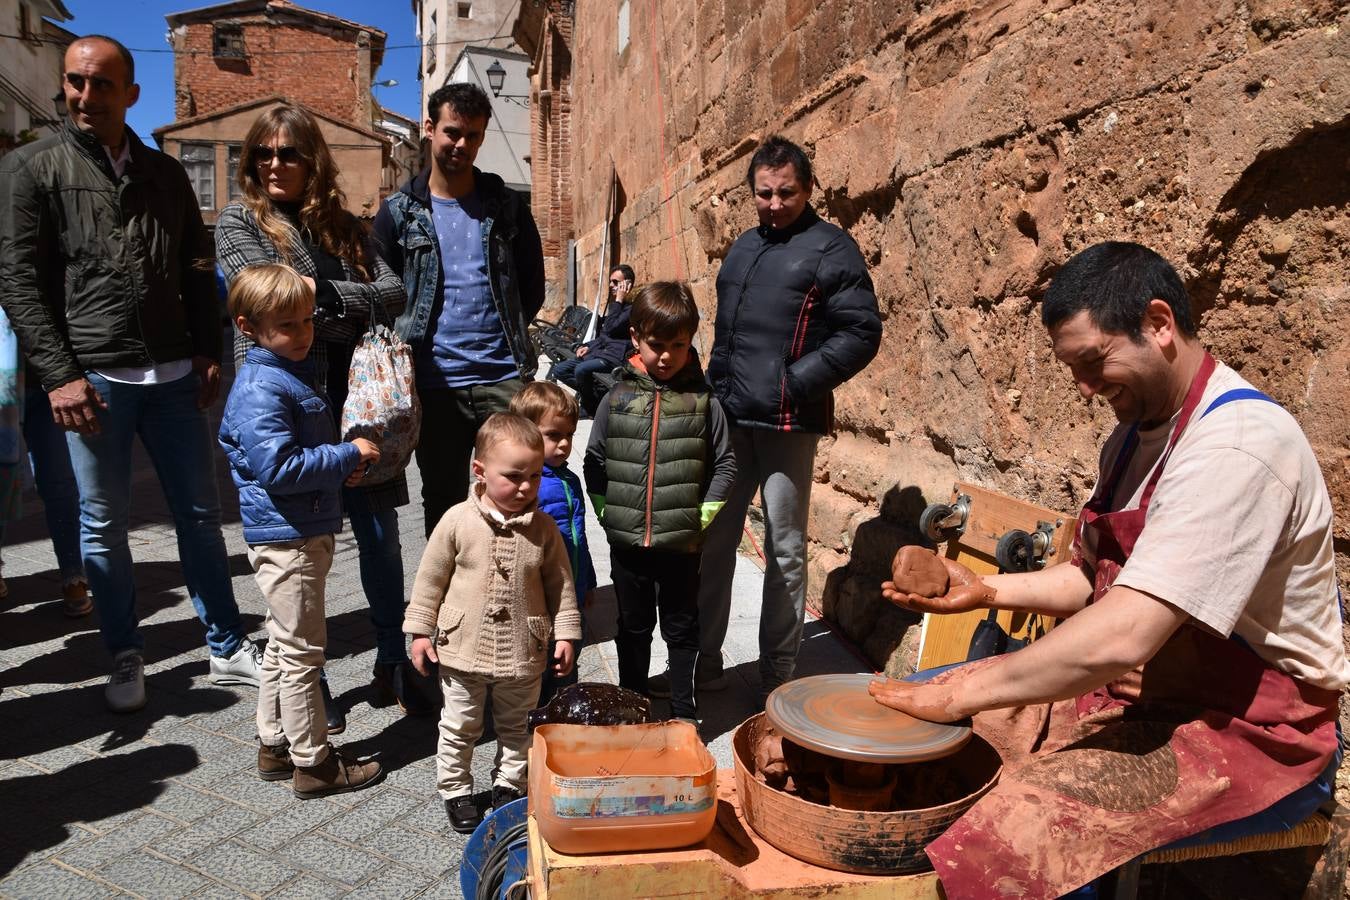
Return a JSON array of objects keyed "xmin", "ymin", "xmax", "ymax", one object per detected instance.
[{"xmin": 373, "ymin": 83, "xmax": 545, "ymax": 537}]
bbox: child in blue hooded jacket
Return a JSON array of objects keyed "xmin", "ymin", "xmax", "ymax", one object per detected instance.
[
  {"xmin": 218, "ymin": 264, "xmax": 382, "ymax": 799},
  {"xmin": 510, "ymin": 381, "xmax": 595, "ymax": 704}
]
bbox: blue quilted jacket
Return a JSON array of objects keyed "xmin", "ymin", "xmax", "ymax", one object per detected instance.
[
  {"xmin": 218, "ymin": 346, "xmax": 362, "ymax": 543},
  {"xmin": 538, "ymin": 463, "xmax": 597, "ymax": 600}
]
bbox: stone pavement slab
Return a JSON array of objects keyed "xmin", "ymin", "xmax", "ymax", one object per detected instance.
[{"xmin": 0, "ymin": 354, "xmax": 869, "ymax": 897}]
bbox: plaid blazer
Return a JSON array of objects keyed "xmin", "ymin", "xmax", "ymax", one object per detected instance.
[{"xmin": 216, "ymin": 202, "xmax": 410, "ymax": 510}]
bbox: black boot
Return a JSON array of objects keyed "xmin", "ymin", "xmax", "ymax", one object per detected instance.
[
  {"xmin": 320, "ymin": 671, "xmax": 345, "ymax": 735},
  {"xmin": 372, "ymin": 661, "xmax": 438, "ymax": 716}
]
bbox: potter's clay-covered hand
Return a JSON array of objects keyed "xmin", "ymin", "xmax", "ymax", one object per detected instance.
[
  {"xmin": 882, "ymin": 550, "xmax": 996, "ymax": 615},
  {"xmin": 889, "ymin": 545, "xmax": 949, "ymax": 597}
]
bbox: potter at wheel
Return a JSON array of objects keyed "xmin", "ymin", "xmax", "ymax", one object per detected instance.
[{"xmin": 765, "ymin": 673, "xmax": 971, "ymax": 764}]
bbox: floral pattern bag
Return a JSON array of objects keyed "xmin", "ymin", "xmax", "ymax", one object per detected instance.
[{"xmin": 340, "ymin": 300, "xmax": 420, "ymax": 485}]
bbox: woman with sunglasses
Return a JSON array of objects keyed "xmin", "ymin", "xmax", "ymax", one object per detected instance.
[{"xmin": 217, "ymin": 103, "xmax": 437, "ymax": 731}]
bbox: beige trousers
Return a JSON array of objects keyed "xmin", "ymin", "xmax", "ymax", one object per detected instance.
[
  {"xmin": 437, "ymin": 667, "xmax": 541, "ymax": 798},
  {"xmin": 249, "ymin": 535, "xmax": 334, "ymax": 767}
]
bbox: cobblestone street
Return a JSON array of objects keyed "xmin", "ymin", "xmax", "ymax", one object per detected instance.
[{"xmin": 0, "ymin": 354, "xmax": 866, "ymax": 898}]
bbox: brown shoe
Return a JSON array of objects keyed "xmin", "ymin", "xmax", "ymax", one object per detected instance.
[
  {"xmin": 257, "ymin": 741, "xmax": 293, "ymax": 781},
  {"xmin": 62, "ymin": 581, "xmax": 93, "ymax": 618},
  {"xmin": 292, "ymin": 745, "xmax": 382, "ymax": 800}
]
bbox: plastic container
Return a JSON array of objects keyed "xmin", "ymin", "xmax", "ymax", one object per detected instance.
[{"xmin": 530, "ymin": 721, "xmax": 717, "ymax": 854}]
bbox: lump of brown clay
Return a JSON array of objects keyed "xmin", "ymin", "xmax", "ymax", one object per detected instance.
[
  {"xmin": 753, "ymin": 727, "xmax": 789, "ymax": 788},
  {"xmin": 890, "ymin": 545, "xmax": 950, "ymax": 598}
]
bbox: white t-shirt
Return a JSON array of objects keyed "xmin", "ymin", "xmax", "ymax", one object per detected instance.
[{"xmin": 1078, "ymin": 361, "xmax": 1350, "ymax": 691}]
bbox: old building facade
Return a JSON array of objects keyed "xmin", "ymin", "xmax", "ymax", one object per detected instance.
[
  {"xmin": 521, "ymin": 0, "xmax": 1350, "ymax": 673},
  {"xmin": 514, "ymin": 2, "xmax": 574, "ymax": 309},
  {"xmin": 156, "ymin": 0, "xmax": 391, "ymax": 224},
  {"xmin": 415, "ymin": 0, "xmax": 520, "ymax": 121},
  {"xmin": 0, "ymin": 0, "xmax": 74, "ymax": 155}
]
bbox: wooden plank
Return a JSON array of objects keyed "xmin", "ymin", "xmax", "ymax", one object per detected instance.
[
  {"xmin": 916, "ymin": 483, "xmax": 1077, "ymax": 671},
  {"xmin": 943, "ymin": 482, "xmax": 1076, "ymax": 565}
]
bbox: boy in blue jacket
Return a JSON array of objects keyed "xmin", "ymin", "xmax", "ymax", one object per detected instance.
[
  {"xmin": 509, "ymin": 381, "xmax": 596, "ymax": 704},
  {"xmin": 218, "ymin": 264, "xmax": 382, "ymax": 800}
]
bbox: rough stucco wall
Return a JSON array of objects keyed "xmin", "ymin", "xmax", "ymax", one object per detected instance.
[{"xmin": 571, "ymin": 0, "xmax": 1349, "ymax": 636}]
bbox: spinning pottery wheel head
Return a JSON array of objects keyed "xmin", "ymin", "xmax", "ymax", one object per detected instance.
[{"xmin": 764, "ymin": 673, "xmax": 972, "ymax": 764}]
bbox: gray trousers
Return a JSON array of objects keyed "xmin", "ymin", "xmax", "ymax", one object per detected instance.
[{"xmin": 697, "ymin": 426, "xmax": 819, "ymax": 689}]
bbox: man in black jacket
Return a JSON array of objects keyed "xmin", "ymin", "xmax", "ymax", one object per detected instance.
[
  {"xmin": 689, "ymin": 136, "xmax": 881, "ymax": 704},
  {"xmin": 0, "ymin": 36, "xmax": 259, "ymax": 712}
]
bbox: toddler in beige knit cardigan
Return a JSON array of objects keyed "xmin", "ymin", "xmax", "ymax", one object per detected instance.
[{"xmin": 404, "ymin": 412, "xmax": 581, "ymax": 835}]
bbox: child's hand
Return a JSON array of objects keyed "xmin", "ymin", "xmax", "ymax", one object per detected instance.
[
  {"xmin": 347, "ymin": 438, "xmax": 382, "ymax": 486},
  {"xmin": 352, "ymin": 437, "xmax": 381, "ymax": 464},
  {"xmin": 410, "ymin": 636, "xmax": 439, "ymax": 676},
  {"xmin": 552, "ymin": 640, "xmax": 576, "ymax": 678}
]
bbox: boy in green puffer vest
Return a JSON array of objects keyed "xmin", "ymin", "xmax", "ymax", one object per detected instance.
[{"xmin": 583, "ymin": 282, "xmax": 737, "ymax": 722}]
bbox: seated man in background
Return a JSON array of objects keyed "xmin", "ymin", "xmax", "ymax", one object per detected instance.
[{"xmin": 549, "ymin": 264, "xmax": 635, "ymax": 417}]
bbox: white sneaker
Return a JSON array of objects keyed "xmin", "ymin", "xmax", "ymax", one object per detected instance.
[
  {"xmin": 106, "ymin": 650, "xmax": 146, "ymax": 712},
  {"xmin": 209, "ymin": 639, "xmax": 263, "ymax": 687}
]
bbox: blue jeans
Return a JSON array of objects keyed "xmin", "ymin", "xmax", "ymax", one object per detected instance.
[
  {"xmin": 549, "ymin": 356, "xmax": 613, "ymax": 414},
  {"xmin": 344, "ymin": 487, "xmax": 407, "ymax": 663},
  {"xmin": 66, "ymin": 372, "xmax": 244, "ymax": 659},
  {"xmin": 24, "ymin": 383, "xmax": 85, "ymax": 584}
]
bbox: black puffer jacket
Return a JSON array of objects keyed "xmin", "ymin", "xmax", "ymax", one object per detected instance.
[
  {"xmin": 708, "ymin": 207, "xmax": 881, "ymax": 434},
  {"xmin": 0, "ymin": 123, "xmax": 219, "ymax": 391}
]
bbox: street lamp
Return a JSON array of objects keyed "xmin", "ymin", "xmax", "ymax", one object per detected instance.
[
  {"xmin": 28, "ymin": 90, "xmax": 67, "ymax": 130},
  {"xmin": 485, "ymin": 60, "xmax": 529, "ymax": 107}
]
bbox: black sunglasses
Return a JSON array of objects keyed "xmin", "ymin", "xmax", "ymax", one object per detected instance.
[{"xmin": 253, "ymin": 145, "xmax": 303, "ymax": 166}]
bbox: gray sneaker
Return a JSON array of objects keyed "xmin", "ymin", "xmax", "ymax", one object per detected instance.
[
  {"xmin": 209, "ymin": 640, "xmax": 264, "ymax": 687},
  {"xmin": 106, "ymin": 649, "xmax": 146, "ymax": 712}
]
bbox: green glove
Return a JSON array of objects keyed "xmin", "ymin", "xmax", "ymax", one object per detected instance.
[
  {"xmin": 700, "ymin": 501, "xmax": 724, "ymax": 530},
  {"xmin": 589, "ymin": 493, "xmax": 606, "ymax": 519}
]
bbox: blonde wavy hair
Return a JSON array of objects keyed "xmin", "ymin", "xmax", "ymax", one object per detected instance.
[{"xmin": 237, "ymin": 103, "xmax": 371, "ymax": 281}]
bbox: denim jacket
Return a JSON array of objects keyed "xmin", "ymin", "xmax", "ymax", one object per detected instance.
[
  {"xmin": 218, "ymin": 346, "xmax": 361, "ymax": 544},
  {"xmin": 372, "ymin": 168, "xmax": 545, "ymax": 380}
]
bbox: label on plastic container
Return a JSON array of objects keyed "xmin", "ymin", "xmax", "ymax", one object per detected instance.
[{"xmin": 548, "ymin": 774, "xmax": 714, "ymax": 818}]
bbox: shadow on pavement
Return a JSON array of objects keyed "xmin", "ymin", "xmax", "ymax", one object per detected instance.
[
  {"xmin": 0, "ymin": 660, "xmax": 242, "ymax": 760},
  {"xmin": 0, "ymin": 743, "xmax": 200, "ymax": 877},
  {"xmin": 0, "ymin": 613, "xmax": 264, "ymax": 691}
]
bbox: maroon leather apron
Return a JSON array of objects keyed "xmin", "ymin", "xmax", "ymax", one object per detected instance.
[{"xmin": 926, "ymin": 354, "xmax": 1339, "ymax": 898}]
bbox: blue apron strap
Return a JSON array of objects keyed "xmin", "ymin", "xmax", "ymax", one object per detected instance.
[{"xmin": 1202, "ymin": 388, "xmax": 1278, "ymax": 418}]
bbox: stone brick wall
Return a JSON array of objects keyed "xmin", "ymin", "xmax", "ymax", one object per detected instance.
[
  {"xmin": 565, "ymin": 0, "xmax": 1350, "ymax": 669},
  {"xmin": 517, "ymin": 5, "xmax": 575, "ymax": 310},
  {"xmin": 169, "ymin": 8, "xmax": 375, "ymax": 127}
]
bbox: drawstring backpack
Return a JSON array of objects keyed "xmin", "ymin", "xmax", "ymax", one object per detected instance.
[{"xmin": 340, "ymin": 297, "xmax": 420, "ymax": 485}]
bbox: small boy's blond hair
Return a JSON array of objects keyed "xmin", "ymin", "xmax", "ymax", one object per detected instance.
[
  {"xmin": 475, "ymin": 412, "xmax": 545, "ymax": 458},
  {"xmin": 629, "ymin": 281, "xmax": 699, "ymax": 340},
  {"xmin": 509, "ymin": 381, "xmax": 580, "ymax": 427},
  {"xmin": 228, "ymin": 264, "xmax": 314, "ymax": 324}
]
